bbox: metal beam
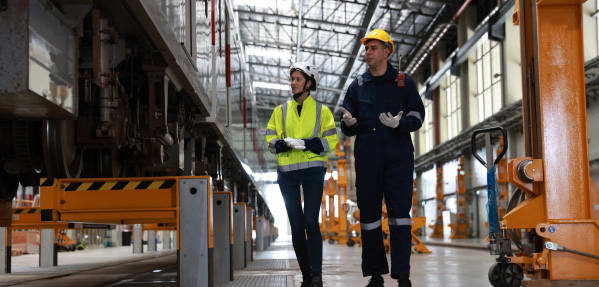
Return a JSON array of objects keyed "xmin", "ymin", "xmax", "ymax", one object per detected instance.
[
  {"xmin": 332, "ymin": 0, "xmax": 381, "ymax": 113},
  {"xmin": 296, "ymin": 0, "xmax": 304, "ymax": 62},
  {"xmin": 243, "ymin": 38, "xmax": 357, "ymax": 58},
  {"xmin": 248, "ymin": 72, "xmax": 343, "ymax": 93},
  {"xmin": 247, "ymin": 61, "xmax": 349, "ymax": 78},
  {"xmin": 235, "ymin": 9, "xmax": 366, "ymax": 31}
]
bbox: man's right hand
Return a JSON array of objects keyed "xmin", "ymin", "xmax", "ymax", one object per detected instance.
[{"xmin": 339, "ymin": 107, "xmax": 357, "ymax": 127}]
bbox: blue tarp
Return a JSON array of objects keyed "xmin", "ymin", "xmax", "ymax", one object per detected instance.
[{"xmin": 486, "ymin": 165, "xmax": 500, "ymax": 234}]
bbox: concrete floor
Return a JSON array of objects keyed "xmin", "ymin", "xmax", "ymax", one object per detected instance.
[
  {"xmin": 248, "ymin": 236, "xmax": 494, "ymax": 287},
  {"xmin": 0, "ymin": 236, "xmax": 497, "ymax": 286}
]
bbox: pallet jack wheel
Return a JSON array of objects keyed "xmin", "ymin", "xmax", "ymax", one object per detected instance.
[
  {"xmin": 501, "ymin": 263, "xmax": 523, "ymax": 287},
  {"xmin": 347, "ymin": 239, "xmax": 355, "ymax": 247},
  {"xmin": 328, "ymin": 239, "xmax": 335, "ymax": 244},
  {"xmin": 488, "ymin": 263, "xmax": 504, "ymax": 287}
]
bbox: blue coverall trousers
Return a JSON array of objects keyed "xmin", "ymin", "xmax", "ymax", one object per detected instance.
[
  {"xmin": 355, "ymin": 138, "xmax": 414, "ymax": 278},
  {"xmin": 278, "ymin": 167, "xmax": 326, "ymax": 275}
]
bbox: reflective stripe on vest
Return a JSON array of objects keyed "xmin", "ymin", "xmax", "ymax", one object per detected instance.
[
  {"xmin": 313, "ymin": 103, "xmax": 322, "ymax": 137},
  {"xmin": 281, "ymin": 103, "xmax": 288, "ymax": 139}
]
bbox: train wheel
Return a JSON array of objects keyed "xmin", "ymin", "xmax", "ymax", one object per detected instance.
[{"xmin": 43, "ymin": 120, "xmax": 83, "ymax": 178}]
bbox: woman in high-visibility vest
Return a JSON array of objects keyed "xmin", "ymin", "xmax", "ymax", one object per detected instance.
[{"xmin": 265, "ymin": 62, "xmax": 338, "ymax": 287}]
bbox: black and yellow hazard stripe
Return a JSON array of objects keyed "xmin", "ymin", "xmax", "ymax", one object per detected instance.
[
  {"xmin": 40, "ymin": 178, "xmax": 55, "ymax": 187},
  {"xmin": 62, "ymin": 180, "xmax": 176, "ymax": 191},
  {"xmin": 13, "ymin": 208, "xmax": 42, "ymax": 214}
]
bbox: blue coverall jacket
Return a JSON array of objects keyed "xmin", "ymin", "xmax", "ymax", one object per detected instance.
[{"xmin": 340, "ymin": 62, "xmax": 425, "ymax": 278}]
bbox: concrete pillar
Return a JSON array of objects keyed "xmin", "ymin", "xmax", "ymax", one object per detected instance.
[
  {"xmin": 458, "ymin": 6, "xmax": 478, "ymax": 128},
  {"xmin": 173, "ymin": 230, "xmax": 177, "ymax": 250},
  {"xmin": 163, "ymin": 231, "xmax": 171, "ymax": 250},
  {"xmin": 148, "ymin": 230, "xmax": 156, "ymax": 252},
  {"xmin": 133, "ymin": 224, "xmax": 143, "ymax": 254},
  {"xmin": 40, "ymin": 229, "xmax": 57, "ymax": 267}
]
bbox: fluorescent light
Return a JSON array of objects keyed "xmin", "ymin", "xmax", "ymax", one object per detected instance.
[
  {"xmin": 246, "ymin": 47, "xmax": 292, "ymax": 60},
  {"xmin": 253, "ymin": 81, "xmax": 289, "ymax": 91},
  {"xmin": 236, "ymin": 0, "xmax": 292, "ymax": 10}
]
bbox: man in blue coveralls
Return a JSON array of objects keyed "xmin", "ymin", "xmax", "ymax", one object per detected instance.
[{"xmin": 339, "ymin": 29, "xmax": 425, "ymax": 287}]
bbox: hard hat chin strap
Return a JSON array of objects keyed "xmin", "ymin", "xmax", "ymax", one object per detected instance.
[{"xmin": 293, "ymin": 81, "xmax": 309, "ymax": 101}]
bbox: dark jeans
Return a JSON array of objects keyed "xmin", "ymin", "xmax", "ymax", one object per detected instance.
[{"xmin": 278, "ymin": 167, "xmax": 326, "ymax": 275}]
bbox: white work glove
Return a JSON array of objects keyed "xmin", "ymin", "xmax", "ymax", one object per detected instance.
[
  {"xmin": 284, "ymin": 137, "xmax": 306, "ymax": 150},
  {"xmin": 339, "ymin": 107, "xmax": 357, "ymax": 127},
  {"xmin": 379, "ymin": 111, "xmax": 403, "ymax": 128}
]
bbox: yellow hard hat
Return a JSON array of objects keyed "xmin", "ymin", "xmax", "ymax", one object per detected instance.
[{"xmin": 360, "ymin": 29, "xmax": 394, "ymax": 54}]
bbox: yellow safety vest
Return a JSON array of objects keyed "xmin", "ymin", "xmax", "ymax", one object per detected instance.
[{"xmin": 265, "ymin": 96, "xmax": 338, "ymax": 172}]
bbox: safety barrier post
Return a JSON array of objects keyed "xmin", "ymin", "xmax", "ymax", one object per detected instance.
[
  {"xmin": 256, "ymin": 216, "xmax": 265, "ymax": 251},
  {"xmin": 133, "ymin": 224, "xmax": 143, "ymax": 253},
  {"xmin": 213, "ymin": 192, "xmax": 233, "ymax": 283},
  {"xmin": 40, "ymin": 229, "xmax": 57, "ymax": 267},
  {"xmin": 148, "ymin": 230, "xmax": 157, "ymax": 252},
  {"xmin": 0, "ymin": 227, "xmax": 10, "ymax": 274},
  {"xmin": 179, "ymin": 176, "xmax": 213, "ymax": 287},
  {"xmin": 233, "ymin": 203, "xmax": 246, "ymax": 269},
  {"xmin": 246, "ymin": 207, "xmax": 253, "ymax": 264},
  {"xmin": 163, "ymin": 230, "xmax": 171, "ymax": 250}
]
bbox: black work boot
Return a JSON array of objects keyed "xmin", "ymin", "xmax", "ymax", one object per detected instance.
[
  {"xmin": 310, "ymin": 274, "xmax": 323, "ymax": 287},
  {"xmin": 300, "ymin": 274, "xmax": 312, "ymax": 287},
  {"xmin": 366, "ymin": 274, "xmax": 384, "ymax": 287},
  {"xmin": 397, "ymin": 274, "xmax": 412, "ymax": 287}
]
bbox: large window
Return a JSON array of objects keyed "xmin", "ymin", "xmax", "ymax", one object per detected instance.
[
  {"xmin": 445, "ymin": 72, "xmax": 461, "ymax": 139},
  {"xmin": 476, "ymin": 40, "xmax": 502, "ymax": 121},
  {"xmin": 423, "ymin": 99, "xmax": 434, "ymax": 152}
]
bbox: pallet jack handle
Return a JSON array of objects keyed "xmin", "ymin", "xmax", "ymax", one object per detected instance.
[{"xmin": 470, "ymin": 126, "xmax": 508, "ymax": 167}]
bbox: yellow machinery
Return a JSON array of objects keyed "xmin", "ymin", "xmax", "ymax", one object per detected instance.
[
  {"xmin": 382, "ymin": 202, "xmax": 430, "ymax": 254},
  {"xmin": 320, "ymin": 192, "xmax": 328, "ymax": 240},
  {"xmin": 475, "ymin": 1, "xmax": 599, "ymax": 286},
  {"xmin": 329, "ymin": 159, "xmax": 349, "ymax": 245},
  {"xmin": 325, "ymin": 176, "xmax": 336, "ymax": 243},
  {"xmin": 347, "ymin": 210, "xmax": 362, "ymax": 247},
  {"xmin": 449, "ymin": 158, "xmax": 470, "ymax": 239},
  {"xmin": 429, "ymin": 166, "xmax": 444, "ymax": 238}
]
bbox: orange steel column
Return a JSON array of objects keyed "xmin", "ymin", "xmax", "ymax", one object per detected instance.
[
  {"xmin": 429, "ymin": 166, "xmax": 444, "ymax": 238},
  {"xmin": 503, "ymin": 0, "xmax": 599, "ymax": 281},
  {"xmin": 326, "ymin": 176, "xmax": 336, "ymax": 238},
  {"xmin": 450, "ymin": 158, "xmax": 469, "ymax": 239},
  {"xmin": 336, "ymin": 159, "xmax": 348, "ymax": 244}
]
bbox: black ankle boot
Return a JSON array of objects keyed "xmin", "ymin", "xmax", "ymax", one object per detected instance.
[
  {"xmin": 300, "ymin": 274, "xmax": 312, "ymax": 287},
  {"xmin": 366, "ymin": 274, "xmax": 384, "ymax": 287},
  {"xmin": 397, "ymin": 274, "xmax": 411, "ymax": 287},
  {"xmin": 310, "ymin": 274, "xmax": 323, "ymax": 287}
]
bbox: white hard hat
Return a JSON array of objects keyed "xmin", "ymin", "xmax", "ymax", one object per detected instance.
[{"xmin": 288, "ymin": 62, "xmax": 320, "ymax": 91}]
